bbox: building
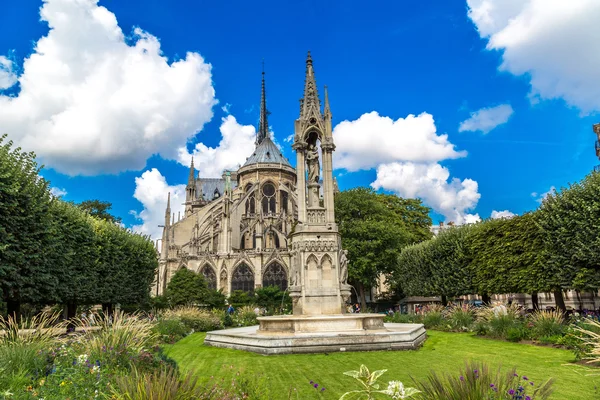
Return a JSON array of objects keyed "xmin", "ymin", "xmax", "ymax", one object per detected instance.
[{"xmin": 155, "ymin": 54, "xmax": 333, "ymax": 298}]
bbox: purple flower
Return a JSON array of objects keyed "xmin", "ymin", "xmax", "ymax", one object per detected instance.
[
  {"xmin": 530, "ymin": 382, "xmax": 534, "ymax": 386},
  {"xmin": 460, "ymin": 376, "xmax": 464, "ymax": 381},
  {"xmin": 310, "ymin": 380, "xmax": 313, "ymax": 384},
  {"xmin": 514, "ymin": 373, "xmax": 519, "ymax": 377},
  {"xmin": 508, "ymin": 389, "xmax": 515, "ymax": 395},
  {"xmin": 314, "ymin": 383, "xmax": 318, "ymax": 388},
  {"xmin": 523, "ymin": 376, "xmax": 528, "ymax": 380},
  {"xmin": 526, "ymin": 397, "xmax": 531, "ymax": 400},
  {"xmin": 321, "ymin": 388, "xmax": 326, "ymax": 392},
  {"xmin": 490, "ymin": 384, "xmax": 495, "ymax": 388}
]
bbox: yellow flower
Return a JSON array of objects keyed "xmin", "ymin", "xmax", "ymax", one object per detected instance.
[
  {"xmin": 39, "ymin": 379, "xmax": 45, "ymax": 386},
  {"xmin": 26, "ymin": 386, "xmax": 33, "ymax": 392},
  {"xmin": 60, "ymin": 381, "xmax": 66, "ymax": 387}
]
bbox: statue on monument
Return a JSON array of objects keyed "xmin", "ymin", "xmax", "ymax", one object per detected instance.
[
  {"xmin": 289, "ymin": 249, "xmax": 299, "ymax": 286},
  {"xmin": 339, "ymin": 249, "xmax": 348, "ymax": 285},
  {"xmin": 306, "ymin": 144, "xmax": 320, "ymax": 184}
]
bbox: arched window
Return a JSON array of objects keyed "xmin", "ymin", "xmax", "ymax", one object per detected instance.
[
  {"xmin": 200, "ymin": 265, "xmax": 217, "ymax": 290},
  {"xmin": 213, "ymin": 188, "xmax": 220, "ymax": 199},
  {"xmin": 231, "ymin": 263, "xmax": 254, "ymax": 293},
  {"xmin": 262, "ymin": 263, "xmax": 288, "ymax": 291},
  {"xmin": 262, "ymin": 183, "xmax": 276, "ymax": 214},
  {"xmin": 280, "ymin": 190, "xmax": 288, "ymax": 214},
  {"xmin": 245, "ymin": 192, "xmax": 255, "ymax": 214}
]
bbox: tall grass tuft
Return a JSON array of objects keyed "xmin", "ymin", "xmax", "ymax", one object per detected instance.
[
  {"xmin": 476, "ymin": 303, "xmax": 522, "ymax": 339},
  {"xmin": 573, "ymin": 318, "xmax": 600, "ymax": 364},
  {"xmin": 0, "ymin": 312, "xmax": 65, "ymax": 391},
  {"xmin": 162, "ymin": 306, "xmax": 222, "ymax": 332},
  {"xmin": 113, "ymin": 366, "xmax": 206, "ymax": 400},
  {"xmin": 529, "ymin": 310, "xmax": 565, "ymax": 338},
  {"xmin": 414, "ymin": 361, "xmax": 553, "ymax": 400},
  {"xmin": 80, "ymin": 310, "xmax": 157, "ymax": 365},
  {"xmin": 422, "ymin": 304, "xmax": 445, "ymax": 329},
  {"xmin": 443, "ymin": 304, "xmax": 475, "ymax": 331}
]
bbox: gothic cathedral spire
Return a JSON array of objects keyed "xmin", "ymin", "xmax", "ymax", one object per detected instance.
[
  {"xmin": 185, "ymin": 158, "xmax": 196, "ymax": 216},
  {"xmin": 300, "ymin": 51, "xmax": 322, "ymax": 121},
  {"xmin": 256, "ymin": 65, "xmax": 269, "ymax": 145}
]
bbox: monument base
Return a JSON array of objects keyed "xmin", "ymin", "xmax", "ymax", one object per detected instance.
[{"xmin": 204, "ymin": 314, "xmax": 426, "ymax": 355}]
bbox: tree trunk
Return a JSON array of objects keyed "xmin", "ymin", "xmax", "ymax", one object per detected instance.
[
  {"xmin": 576, "ymin": 290, "xmax": 584, "ymax": 311},
  {"xmin": 481, "ymin": 293, "xmax": 491, "ymax": 306},
  {"xmin": 358, "ymin": 283, "xmax": 367, "ymax": 312},
  {"xmin": 553, "ymin": 290, "xmax": 567, "ymax": 314},
  {"xmin": 441, "ymin": 294, "xmax": 448, "ymax": 307},
  {"xmin": 531, "ymin": 292, "xmax": 539, "ymax": 311},
  {"xmin": 66, "ymin": 302, "xmax": 77, "ymax": 333},
  {"xmin": 6, "ymin": 300, "xmax": 20, "ymax": 320}
]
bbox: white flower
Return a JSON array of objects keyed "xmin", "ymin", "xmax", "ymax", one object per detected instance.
[
  {"xmin": 2, "ymin": 390, "xmax": 14, "ymax": 398},
  {"xmin": 91, "ymin": 365, "xmax": 100, "ymax": 374},
  {"xmin": 77, "ymin": 354, "xmax": 88, "ymax": 364},
  {"xmin": 384, "ymin": 381, "xmax": 420, "ymax": 399}
]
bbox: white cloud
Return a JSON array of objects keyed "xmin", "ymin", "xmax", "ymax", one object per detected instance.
[
  {"xmin": 371, "ymin": 162, "xmax": 481, "ymax": 225},
  {"xmin": 221, "ymin": 103, "xmax": 231, "ymax": 114},
  {"xmin": 131, "ymin": 168, "xmax": 185, "ymax": 239},
  {"xmin": 0, "ymin": 0, "xmax": 216, "ymax": 175},
  {"xmin": 491, "ymin": 209, "xmax": 516, "ymax": 219},
  {"xmin": 467, "ymin": 0, "xmax": 600, "ymax": 113},
  {"xmin": 333, "ymin": 111, "xmax": 466, "ymax": 172},
  {"xmin": 532, "ymin": 186, "xmax": 556, "ymax": 203},
  {"xmin": 459, "ymin": 104, "xmax": 513, "ymax": 134},
  {"xmin": 50, "ymin": 187, "xmax": 67, "ymax": 197},
  {"xmin": 0, "ymin": 56, "xmax": 17, "ymax": 89},
  {"xmin": 284, "ymin": 134, "xmax": 294, "ymax": 143},
  {"xmin": 178, "ymin": 115, "xmax": 256, "ymax": 178}
]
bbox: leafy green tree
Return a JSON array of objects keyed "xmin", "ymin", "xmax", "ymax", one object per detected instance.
[
  {"xmin": 165, "ymin": 268, "xmax": 208, "ymax": 306},
  {"xmin": 0, "ymin": 134, "xmax": 54, "ymax": 317},
  {"xmin": 77, "ymin": 199, "xmax": 122, "ymax": 224},
  {"xmin": 255, "ymin": 286, "xmax": 291, "ymax": 314},
  {"xmin": 335, "ymin": 187, "xmax": 432, "ymax": 309},
  {"xmin": 204, "ymin": 289, "xmax": 227, "ymax": 309},
  {"xmin": 536, "ymin": 172, "xmax": 600, "ymax": 311},
  {"xmin": 227, "ymin": 290, "xmax": 254, "ymax": 309}
]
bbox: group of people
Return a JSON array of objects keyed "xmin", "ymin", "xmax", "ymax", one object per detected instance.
[{"xmin": 346, "ymin": 303, "xmax": 361, "ymax": 313}]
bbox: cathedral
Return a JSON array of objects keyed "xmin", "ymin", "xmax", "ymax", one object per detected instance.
[{"xmin": 155, "ymin": 53, "xmax": 341, "ymax": 298}]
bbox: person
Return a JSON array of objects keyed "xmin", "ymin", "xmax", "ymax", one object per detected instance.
[
  {"xmin": 227, "ymin": 304, "xmax": 235, "ymax": 315},
  {"xmin": 355, "ymin": 303, "xmax": 361, "ymax": 313},
  {"xmin": 388, "ymin": 308, "xmax": 394, "ymax": 316},
  {"xmin": 254, "ymin": 306, "xmax": 260, "ymax": 316}
]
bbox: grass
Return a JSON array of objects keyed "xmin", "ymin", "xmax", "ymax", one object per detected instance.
[{"xmin": 164, "ymin": 331, "xmax": 599, "ymax": 399}]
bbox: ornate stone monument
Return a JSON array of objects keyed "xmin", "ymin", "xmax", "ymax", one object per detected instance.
[{"xmin": 204, "ymin": 53, "xmax": 426, "ymax": 354}]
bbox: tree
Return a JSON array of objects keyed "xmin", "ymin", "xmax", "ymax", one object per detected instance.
[
  {"xmin": 335, "ymin": 187, "xmax": 432, "ymax": 309},
  {"xmin": 77, "ymin": 199, "xmax": 122, "ymax": 224},
  {"xmin": 0, "ymin": 134, "xmax": 54, "ymax": 317},
  {"xmin": 255, "ymin": 286, "xmax": 291, "ymax": 314},
  {"xmin": 536, "ymin": 172, "xmax": 600, "ymax": 311},
  {"xmin": 165, "ymin": 268, "xmax": 208, "ymax": 306}
]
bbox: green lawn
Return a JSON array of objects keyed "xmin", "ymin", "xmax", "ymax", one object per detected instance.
[{"xmin": 165, "ymin": 331, "xmax": 598, "ymax": 399}]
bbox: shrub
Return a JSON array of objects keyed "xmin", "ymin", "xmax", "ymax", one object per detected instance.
[
  {"xmin": 341, "ymin": 364, "xmax": 420, "ymax": 399},
  {"xmin": 444, "ymin": 304, "xmax": 475, "ymax": 331},
  {"xmin": 477, "ymin": 304, "xmax": 523, "ymax": 339},
  {"xmin": 384, "ymin": 313, "xmax": 423, "ymax": 324},
  {"xmin": 529, "ymin": 310, "xmax": 565, "ymax": 339},
  {"xmin": 506, "ymin": 325, "xmax": 528, "ymax": 342},
  {"xmin": 255, "ymin": 286, "xmax": 291, "ymax": 315},
  {"xmin": 163, "ymin": 306, "xmax": 223, "ymax": 332},
  {"xmin": 154, "ymin": 319, "xmax": 190, "ymax": 344},
  {"xmin": 414, "ymin": 361, "xmax": 553, "ymax": 400},
  {"xmin": 80, "ymin": 311, "xmax": 158, "ymax": 366},
  {"xmin": 473, "ymin": 321, "xmax": 489, "ymax": 336},
  {"xmin": 233, "ymin": 306, "xmax": 258, "ymax": 327},
  {"xmin": 228, "ymin": 290, "xmax": 255, "ymax": 308},
  {"xmin": 113, "ymin": 366, "xmax": 206, "ymax": 399}
]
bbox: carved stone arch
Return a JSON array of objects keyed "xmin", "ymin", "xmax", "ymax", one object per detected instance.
[
  {"xmin": 305, "ymin": 254, "xmax": 320, "ymax": 289},
  {"xmin": 303, "ymin": 127, "xmax": 323, "ymax": 145},
  {"xmin": 233, "ymin": 253, "xmax": 256, "ymax": 275},
  {"xmin": 320, "ymin": 254, "xmax": 334, "ymax": 288},
  {"xmin": 262, "ymin": 261, "xmax": 288, "ymax": 291},
  {"xmin": 200, "ymin": 263, "xmax": 217, "ymax": 290}
]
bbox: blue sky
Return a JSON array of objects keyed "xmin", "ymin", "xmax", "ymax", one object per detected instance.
[{"xmin": 0, "ymin": 0, "xmax": 598, "ymax": 238}]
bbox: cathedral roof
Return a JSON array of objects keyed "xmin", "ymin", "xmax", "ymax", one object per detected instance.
[{"xmin": 242, "ymin": 136, "xmax": 291, "ymax": 167}]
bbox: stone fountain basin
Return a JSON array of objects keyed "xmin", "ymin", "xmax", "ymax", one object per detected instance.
[{"xmin": 204, "ymin": 314, "xmax": 426, "ymax": 355}]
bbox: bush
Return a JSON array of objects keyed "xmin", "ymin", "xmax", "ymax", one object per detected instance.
[
  {"xmin": 255, "ymin": 286, "xmax": 291, "ymax": 315},
  {"xmin": 444, "ymin": 304, "xmax": 475, "ymax": 331},
  {"xmin": 233, "ymin": 306, "xmax": 258, "ymax": 327},
  {"xmin": 113, "ymin": 366, "xmax": 206, "ymax": 399},
  {"xmin": 384, "ymin": 313, "xmax": 423, "ymax": 324},
  {"xmin": 163, "ymin": 306, "xmax": 223, "ymax": 332},
  {"xmin": 473, "ymin": 321, "xmax": 490, "ymax": 336},
  {"xmin": 228, "ymin": 290, "xmax": 255, "ymax": 309},
  {"xmin": 154, "ymin": 319, "xmax": 190, "ymax": 344},
  {"xmin": 529, "ymin": 310, "xmax": 565, "ymax": 339},
  {"xmin": 506, "ymin": 325, "xmax": 528, "ymax": 342},
  {"xmin": 477, "ymin": 304, "xmax": 523, "ymax": 339},
  {"xmin": 414, "ymin": 361, "xmax": 553, "ymax": 400}
]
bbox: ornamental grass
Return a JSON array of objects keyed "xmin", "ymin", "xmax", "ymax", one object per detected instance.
[
  {"xmin": 529, "ymin": 310, "xmax": 565, "ymax": 339},
  {"xmin": 443, "ymin": 304, "xmax": 476, "ymax": 331},
  {"xmin": 413, "ymin": 361, "xmax": 553, "ymax": 400},
  {"xmin": 573, "ymin": 317, "xmax": 600, "ymax": 364}
]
